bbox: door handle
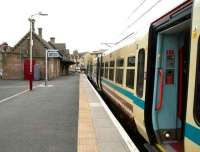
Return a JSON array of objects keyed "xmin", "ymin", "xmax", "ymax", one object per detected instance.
[{"xmin": 156, "ymin": 69, "xmax": 164, "ymax": 111}]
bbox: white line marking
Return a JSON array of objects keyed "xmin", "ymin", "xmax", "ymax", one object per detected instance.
[
  {"xmin": 37, "ymin": 84, "xmax": 54, "ymax": 88},
  {"xmin": 0, "ymin": 85, "xmax": 28, "ymax": 89},
  {"xmin": 89, "ymin": 102, "xmax": 102, "ymax": 107},
  {"xmin": 0, "ymin": 83, "xmax": 43, "ymax": 103},
  {"xmin": 86, "ymin": 75, "xmax": 139, "ymax": 152},
  {"xmin": 0, "ymin": 89, "xmax": 29, "ymax": 103}
]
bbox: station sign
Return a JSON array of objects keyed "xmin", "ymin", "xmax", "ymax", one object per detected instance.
[
  {"xmin": 48, "ymin": 51, "xmax": 60, "ymax": 58},
  {"xmin": 46, "ymin": 49, "xmax": 61, "ymax": 58},
  {"xmin": 46, "ymin": 49, "xmax": 58, "ymax": 52}
]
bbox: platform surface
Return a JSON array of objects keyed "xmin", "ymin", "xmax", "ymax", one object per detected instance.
[
  {"xmin": 78, "ymin": 74, "xmax": 138, "ymax": 152},
  {"xmin": 0, "ymin": 73, "xmax": 138, "ymax": 152},
  {"xmin": 0, "ymin": 74, "xmax": 79, "ymax": 152}
]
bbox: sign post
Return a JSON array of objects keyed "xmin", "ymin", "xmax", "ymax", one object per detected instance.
[{"xmin": 45, "ymin": 49, "xmax": 48, "ymax": 86}]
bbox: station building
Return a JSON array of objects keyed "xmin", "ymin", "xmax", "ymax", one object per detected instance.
[
  {"xmin": 70, "ymin": 50, "xmax": 106, "ymax": 72},
  {"xmin": 2, "ymin": 21, "xmax": 73, "ymax": 80}
]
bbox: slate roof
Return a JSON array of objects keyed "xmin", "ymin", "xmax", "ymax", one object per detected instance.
[
  {"xmin": 11, "ymin": 30, "xmax": 74, "ymax": 64},
  {"xmin": 12, "ymin": 31, "xmax": 71, "ymax": 58},
  {"xmin": 48, "ymin": 42, "xmax": 67, "ymax": 56},
  {"xmin": 13, "ymin": 31, "xmax": 53, "ymax": 50}
]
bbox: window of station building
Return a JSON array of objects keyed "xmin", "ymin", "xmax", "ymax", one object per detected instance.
[
  {"xmin": 127, "ymin": 56, "xmax": 135, "ymax": 67},
  {"xmin": 136, "ymin": 49, "xmax": 145, "ymax": 97},
  {"xmin": 116, "ymin": 58, "xmax": 124, "ymax": 84},
  {"xmin": 194, "ymin": 36, "xmax": 200, "ymax": 126}
]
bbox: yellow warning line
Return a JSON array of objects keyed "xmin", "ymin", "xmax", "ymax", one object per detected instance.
[
  {"xmin": 77, "ymin": 75, "xmax": 98, "ymax": 152},
  {"xmin": 155, "ymin": 144, "xmax": 166, "ymax": 152}
]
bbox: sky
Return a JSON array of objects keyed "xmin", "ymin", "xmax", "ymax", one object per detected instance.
[{"xmin": 0, "ymin": 0, "xmax": 185, "ymax": 53}]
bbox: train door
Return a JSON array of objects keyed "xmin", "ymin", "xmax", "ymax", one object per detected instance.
[
  {"xmin": 152, "ymin": 19, "xmax": 191, "ymax": 150},
  {"xmin": 184, "ymin": 0, "xmax": 200, "ymax": 151}
]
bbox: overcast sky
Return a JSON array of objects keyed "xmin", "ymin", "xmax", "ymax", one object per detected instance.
[{"xmin": 0, "ymin": 0, "xmax": 185, "ymax": 53}]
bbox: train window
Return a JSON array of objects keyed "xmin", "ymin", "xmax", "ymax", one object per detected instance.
[
  {"xmin": 105, "ymin": 68, "xmax": 108, "ymax": 78},
  {"xmin": 105, "ymin": 62, "xmax": 108, "ymax": 67},
  {"xmin": 90, "ymin": 64, "xmax": 93, "ymax": 75},
  {"xmin": 110, "ymin": 61, "xmax": 115, "ymax": 67},
  {"xmin": 126, "ymin": 69, "xmax": 135, "ymax": 89},
  {"xmin": 101, "ymin": 62, "xmax": 104, "ymax": 77},
  {"xmin": 101, "ymin": 62, "xmax": 104, "ymax": 67},
  {"xmin": 109, "ymin": 60, "xmax": 115, "ymax": 81},
  {"xmin": 117, "ymin": 58, "xmax": 124, "ymax": 67},
  {"xmin": 116, "ymin": 69, "xmax": 123, "ymax": 84},
  {"xmin": 194, "ymin": 36, "xmax": 200, "ymax": 126},
  {"xmin": 109, "ymin": 69, "xmax": 114, "ymax": 81},
  {"xmin": 104, "ymin": 61, "xmax": 108, "ymax": 78},
  {"xmin": 136, "ymin": 49, "xmax": 145, "ymax": 97},
  {"xmin": 127, "ymin": 56, "xmax": 135, "ymax": 67},
  {"xmin": 116, "ymin": 58, "xmax": 124, "ymax": 84}
]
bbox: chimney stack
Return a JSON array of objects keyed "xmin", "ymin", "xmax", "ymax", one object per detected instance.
[
  {"xmin": 38, "ymin": 28, "xmax": 42, "ymax": 38},
  {"xmin": 31, "ymin": 19, "xmax": 35, "ymax": 32},
  {"xmin": 50, "ymin": 37, "xmax": 55, "ymax": 43}
]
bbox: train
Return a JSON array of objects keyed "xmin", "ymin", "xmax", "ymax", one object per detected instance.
[{"xmin": 86, "ymin": 0, "xmax": 200, "ymax": 152}]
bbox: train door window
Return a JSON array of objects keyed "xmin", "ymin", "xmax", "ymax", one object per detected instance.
[
  {"xmin": 126, "ymin": 56, "xmax": 135, "ymax": 89},
  {"xmin": 109, "ymin": 61, "xmax": 115, "ymax": 81},
  {"xmin": 116, "ymin": 58, "xmax": 124, "ymax": 84},
  {"xmin": 136, "ymin": 49, "xmax": 145, "ymax": 97},
  {"xmin": 194, "ymin": 36, "xmax": 200, "ymax": 126}
]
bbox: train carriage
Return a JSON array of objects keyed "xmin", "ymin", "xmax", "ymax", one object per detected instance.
[{"xmin": 87, "ymin": 0, "xmax": 200, "ymax": 151}]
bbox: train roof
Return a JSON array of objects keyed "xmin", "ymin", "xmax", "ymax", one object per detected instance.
[
  {"xmin": 102, "ymin": 0, "xmax": 191, "ymax": 57},
  {"xmin": 103, "ymin": 27, "xmax": 149, "ymax": 56}
]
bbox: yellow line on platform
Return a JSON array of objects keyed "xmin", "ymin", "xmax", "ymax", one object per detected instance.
[{"xmin": 77, "ymin": 75, "xmax": 98, "ymax": 152}]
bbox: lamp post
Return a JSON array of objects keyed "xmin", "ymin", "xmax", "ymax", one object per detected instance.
[{"xmin": 29, "ymin": 12, "xmax": 48, "ymax": 91}]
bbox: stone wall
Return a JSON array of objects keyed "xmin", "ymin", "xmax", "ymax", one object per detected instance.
[
  {"xmin": 2, "ymin": 54, "xmax": 62, "ymax": 80},
  {"xmin": 2, "ymin": 53, "xmax": 22, "ymax": 80},
  {"xmin": 48, "ymin": 58, "xmax": 60, "ymax": 80},
  {"xmin": 3, "ymin": 33, "xmax": 70, "ymax": 80}
]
